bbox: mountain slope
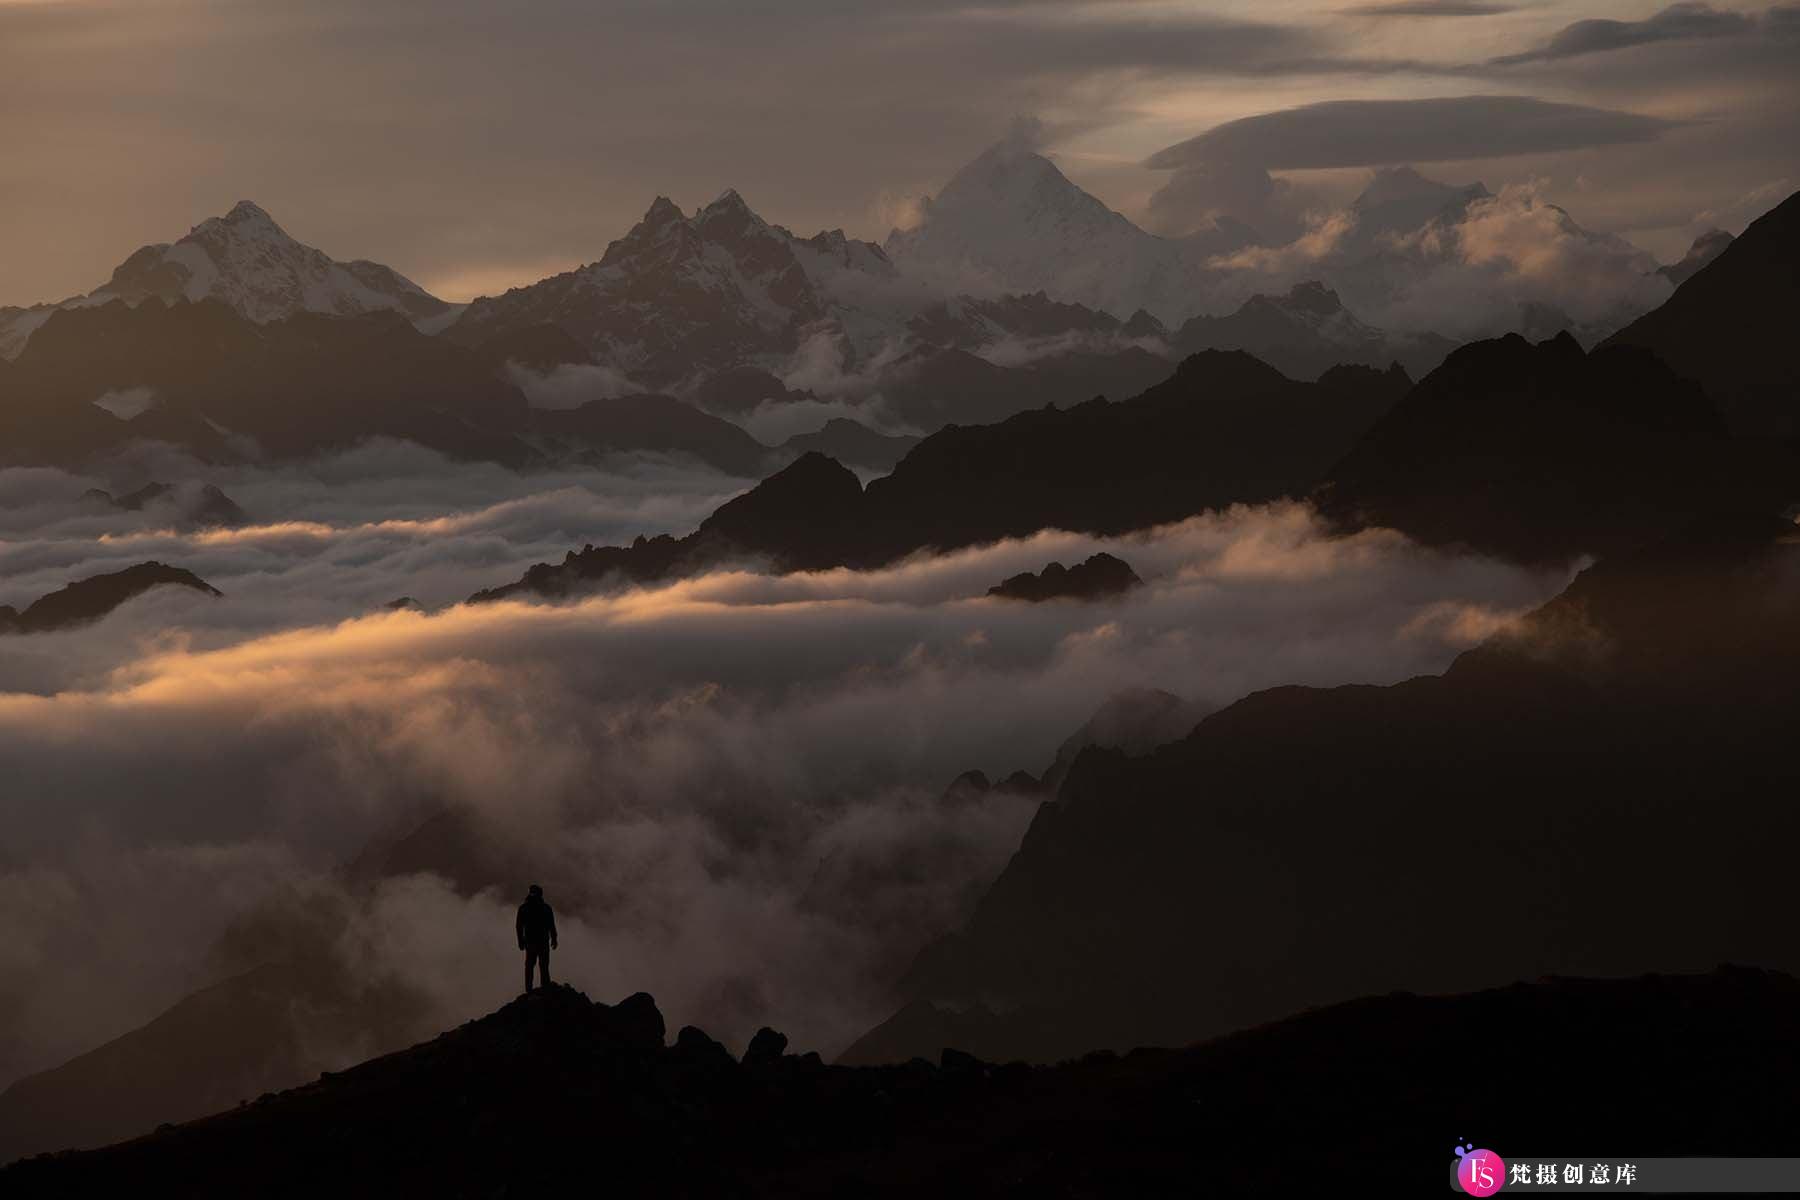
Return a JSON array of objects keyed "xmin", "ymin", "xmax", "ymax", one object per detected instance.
[
  {"xmin": 1315, "ymin": 331, "xmax": 1794, "ymax": 564},
  {"xmin": 847, "ymin": 514, "xmax": 1800, "ymax": 1064},
  {"xmin": 0, "ymin": 298, "xmax": 774, "ymax": 472},
  {"xmin": 1603, "ymin": 188, "xmax": 1800, "ymax": 438},
  {"xmin": 9, "ymin": 970, "xmax": 1800, "ymax": 1194},
  {"xmin": 0, "ymin": 961, "xmax": 427, "ymax": 1163},
  {"xmin": 1657, "ymin": 228, "xmax": 1734, "ymax": 287},
  {"xmin": 0, "ymin": 299, "xmax": 532, "ymax": 466}
]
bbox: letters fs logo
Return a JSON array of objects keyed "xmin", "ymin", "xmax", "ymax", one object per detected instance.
[{"xmin": 1454, "ymin": 1140, "xmax": 1505, "ymax": 1196}]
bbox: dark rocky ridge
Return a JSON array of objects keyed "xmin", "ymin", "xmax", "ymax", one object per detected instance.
[
  {"xmin": 987, "ymin": 552, "xmax": 1142, "ymax": 602},
  {"xmin": 8, "ymin": 969, "xmax": 1799, "ymax": 1195},
  {"xmin": 0, "ymin": 562, "xmax": 220, "ymax": 635},
  {"xmin": 778, "ymin": 418, "xmax": 920, "ymax": 473},
  {"xmin": 1316, "ymin": 330, "xmax": 1796, "ymax": 564}
]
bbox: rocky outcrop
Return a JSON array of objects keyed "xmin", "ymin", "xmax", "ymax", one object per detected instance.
[
  {"xmin": 0, "ymin": 562, "xmax": 220, "ymax": 635},
  {"xmin": 986, "ymin": 553, "xmax": 1142, "ymax": 602}
]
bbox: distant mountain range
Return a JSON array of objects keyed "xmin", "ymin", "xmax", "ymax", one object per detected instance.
[{"xmin": 7, "ymin": 141, "xmax": 1744, "ymax": 473}]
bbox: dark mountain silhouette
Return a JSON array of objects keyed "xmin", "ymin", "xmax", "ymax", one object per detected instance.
[
  {"xmin": 1172, "ymin": 281, "xmax": 1455, "ymax": 381},
  {"xmin": 1656, "ymin": 228, "xmax": 1733, "ymax": 288},
  {"xmin": 844, "ymin": 513, "xmax": 1800, "ymax": 1065},
  {"xmin": 1604, "ymin": 187, "xmax": 1800, "ymax": 438},
  {"xmin": 9, "ymin": 969, "xmax": 1800, "ymax": 1194},
  {"xmin": 777, "ymin": 418, "xmax": 919, "ymax": 473},
  {"xmin": 527, "ymin": 392, "xmax": 772, "ymax": 475},
  {"xmin": 0, "ymin": 299, "xmax": 533, "ymax": 467},
  {"xmin": 987, "ymin": 552, "xmax": 1142, "ymax": 602},
  {"xmin": 1315, "ymin": 331, "xmax": 1794, "ymax": 564},
  {"xmin": 0, "ymin": 562, "xmax": 220, "ymax": 635},
  {"xmin": 858, "ymin": 343, "xmax": 1176, "ymax": 431},
  {"xmin": 0, "ymin": 298, "xmax": 782, "ymax": 473},
  {"xmin": 82, "ymin": 482, "xmax": 249, "ymax": 528},
  {"xmin": 475, "ymin": 352, "xmax": 1412, "ymax": 602}
]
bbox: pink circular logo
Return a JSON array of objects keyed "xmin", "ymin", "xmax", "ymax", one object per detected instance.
[{"xmin": 1457, "ymin": 1149, "xmax": 1505, "ymax": 1196}]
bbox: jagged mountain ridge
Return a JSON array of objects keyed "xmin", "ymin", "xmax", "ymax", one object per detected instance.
[
  {"xmin": 445, "ymin": 190, "xmax": 895, "ymax": 390},
  {"xmin": 469, "ymin": 352, "xmax": 1413, "ymax": 603}
]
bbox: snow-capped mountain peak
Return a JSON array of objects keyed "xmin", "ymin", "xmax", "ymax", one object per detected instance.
[
  {"xmin": 450, "ymin": 190, "xmax": 841, "ymax": 386},
  {"xmin": 884, "ymin": 138, "xmax": 1250, "ymax": 325},
  {"xmin": 94, "ymin": 200, "xmax": 452, "ymax": 324},
  {"xmin": 0, "ymin": 201, "xmax": 455, "ymax": 356}
]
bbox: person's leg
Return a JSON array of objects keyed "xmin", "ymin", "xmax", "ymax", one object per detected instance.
[
  {"xmin": 524, "ymin": 947, "xmax": 537, "ymax": 992},
  {"xmin": 541, "ymin": 944, "xmax": 552, "ymax": 986}
]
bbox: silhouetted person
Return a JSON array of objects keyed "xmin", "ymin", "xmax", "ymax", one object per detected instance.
[{"xmin": 516, "ymin": 884, "xmax": 558, "ymax": 992}]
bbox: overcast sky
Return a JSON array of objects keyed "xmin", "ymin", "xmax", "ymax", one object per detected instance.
[{"xmin": 1, "ymin": 0, "xmax": 1795, "ymax": 306}]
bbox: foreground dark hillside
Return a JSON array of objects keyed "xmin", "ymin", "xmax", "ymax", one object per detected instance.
[{"xmin": 7, "ymin": 967, "xmax": 1799, "ymax": 1196}]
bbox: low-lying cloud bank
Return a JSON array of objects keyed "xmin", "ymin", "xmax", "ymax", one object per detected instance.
[{"xmin": 0, "ymin": 484, "xmax": 1568, "ymax": 1091}]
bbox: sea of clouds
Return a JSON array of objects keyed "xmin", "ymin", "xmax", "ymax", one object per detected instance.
[{"xmin": 0, "ymin": 449, "xmax": 1571, "ymax": 1090}]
